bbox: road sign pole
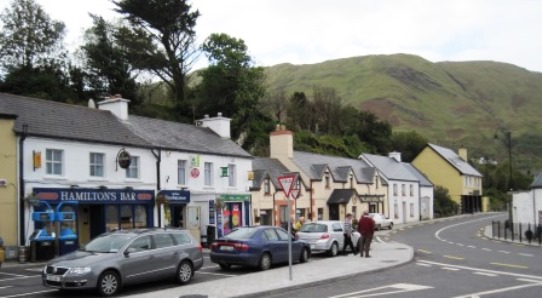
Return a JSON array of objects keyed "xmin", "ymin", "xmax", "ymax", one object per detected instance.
[
  {"xmin": 277, "ymin": 173, "xmax": 298, "ymax": 282},
  {"xmin": 287, "ymin": 194, "xmax": 292, "ymax": 281}
]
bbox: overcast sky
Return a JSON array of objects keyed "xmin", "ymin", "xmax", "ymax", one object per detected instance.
[{"xmin": 2, "ymin": 0, "xmax": 541, "ymax": 72}]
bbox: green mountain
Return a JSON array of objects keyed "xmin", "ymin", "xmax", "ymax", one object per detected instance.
[{"xmin": 264, "ymin": 54, "xmax": 542, "ymax": 173}]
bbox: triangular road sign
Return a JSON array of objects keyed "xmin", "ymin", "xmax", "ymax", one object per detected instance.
[
  {"xmin": 277, "ymin": 174, "xmax": 297, "ymax": 197},
  {"xmin": 290, "ymin": 188, "xmax": 300, "ymax": 199}
]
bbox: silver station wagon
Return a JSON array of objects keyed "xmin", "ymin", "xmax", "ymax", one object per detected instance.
[{"xmin": 42, "ymin": 229, "xmax": 203, "ymax": 296}]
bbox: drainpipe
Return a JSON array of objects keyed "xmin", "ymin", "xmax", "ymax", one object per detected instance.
[
  {"xmin": 151, "ymin": 148, "xmax": 161, "ymax": 227},
  {"xmin": 18, "ymin": 124, "xmax": 28, "ymax": 246}
]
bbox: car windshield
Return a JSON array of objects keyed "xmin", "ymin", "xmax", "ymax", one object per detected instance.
[
  {"xmin": 299, "ymin": 223, "xmax": 327, "ymax": 233},
  {"xmin": 224, "ymin": 227, "xmax": 258, "ymax": 240},
  {"xmin": 82, "ymin": 234, "xmax": 133, "ymax": 253}
]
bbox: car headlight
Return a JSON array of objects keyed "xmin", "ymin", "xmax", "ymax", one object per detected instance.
[{"xmin": 69, "ymin": 267, "xmax": 92, "ymax": 275}]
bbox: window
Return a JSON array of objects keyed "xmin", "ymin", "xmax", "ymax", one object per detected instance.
[
  {"xmin": 128, "ymin": 236, "xmax": 152, "ymax": 252},
  {"xmin": 90, "ymin": 153, "xmax": 105, "ymax": 177},
  {"xmin": 264, "ymin": 178, "xmax": 271, "ymax": 194},
  {"xmin": 376, "ymin": 176, "xmax": 380, "ymax": 189},
  {"xmin": 264, "ymin": 229, "xmax": 279, "ymax": 241},
  {"xmin": 228, "ymin": 164, "xmax": 236, "ymax": 187},
  {"xmin": 275, "ymin": 228, "xmax": 290, "ymax": 241},
  {"xmin": 172, "ymin": 233, "xmax": 191, "ymax": 245},
  {"xmin": 126, "ymin": 156, "xmax": 139, "ymax": 179},
  {"xmin": 393, "ymin": 184, "xmax": 398, "ymax": 196},
  {"xmin": 410, "ymin": 184, "xmax": 414, "ymax": 196},
  {"xmin": 204, "ymin": 162, "xmax": 213, "ymax": 186},
  {"xmin": 325, "ymin": 174, "xmax": 330, "ymax": 188},
  {"xmin": 178, "ymin": 160, "xmax": 187, "ymax": 185},
  {"xmin": 153, "ymin": 234, "xmax": 175, "ymax": 248},
  {"xmin": 401, "ymin": 184, "xmax": 406, "ymax": 196},
  {"xmin": 410, "ymin": 203, "xmax": 415, "ymax": 217},
  {"xmin": 46, "ymin": 149, "xmax": 63, "ymax": 175}
]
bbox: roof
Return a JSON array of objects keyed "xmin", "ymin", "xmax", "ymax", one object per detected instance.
[
  {"xmin": 0, "ymin": 93, "xmax": 150, "ymax": 147},
  {"xmin": 251, "ymin": 158, "xmax": 291, "ymax": 190},
  {"xmin": 125, "ymin": 115, "xmax": 251, "ymax": 158},
  {"xmin": 292, "ymin": 151, "xmax": 375, "ymax": 183},
  {"xmin": 404, "ymin": 164, "xmax": 433, "ymax": 187},
  {"xmin": 531, "ymin": 172, "xmax": 542, "ymax": 189},
  {"xmin": 426, "ymin": 143, "xmax": 483, "ymax": 177},
  {"xmin": 360, "ymin": 153, "xmax": 418, "ymax": 182},
  {"xmin": 327, "ymin": 189, "xmax": 358, "ymax": 204}
]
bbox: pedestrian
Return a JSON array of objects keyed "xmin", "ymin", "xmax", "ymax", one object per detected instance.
[
  {"xmin": 293, "ymin": 216, "xmax": 306, "ymax": 234},
  {"xmin": 342, "ymin": 213, "xmax": 357, "ymax": 255},
  {"xmin": 357, "ymin": 211, "xmax": 375, "ymax": 258}
]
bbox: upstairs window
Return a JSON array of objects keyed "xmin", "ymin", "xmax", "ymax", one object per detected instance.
[
  {"xmin": 178, "ymin": 160, "xmax": 187, "ymax": 185},
  {"xmin": 264, "ymin": 178, "xmax": 271, "ymax": 194},
  {"xmin": 90, "ymin": 153, "xmax": 105, "ymax": 177},
  {"xmin": 126, "ymin": 156, "xmax": 139, "ymax": 179},
  {"xmin": 46, "ymin": 149, "xmax": 63, "ymax": 175},
  {"xmin": 204, "ymin": 162, "xmax": 213, "ymax": 186},
  {"xmin": 228, "ymin": 164, "xmax": 236, "ymax": 187}
]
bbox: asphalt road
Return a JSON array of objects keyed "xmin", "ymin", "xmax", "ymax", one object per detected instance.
[{"xmin": 263, "ymin": 213, "xmax": 542, "ymax": 298}]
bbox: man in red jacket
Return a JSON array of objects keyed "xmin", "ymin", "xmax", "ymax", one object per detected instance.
[{"xmin": 357, "ymin": 211, "xmax": 375, "ymax": 257}]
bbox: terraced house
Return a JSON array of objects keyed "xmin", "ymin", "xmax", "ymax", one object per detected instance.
[
  {"xmin": 0, "ymin": 93, "xmax": 252, "ymax": 260},
  {"xmin": 0, "ymin": 113, "xmax": 18, "ymax": 259}
]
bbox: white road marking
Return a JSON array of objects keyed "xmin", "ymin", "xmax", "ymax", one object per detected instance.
[
  {"xmin": 328, "ymin": 283, "xmax": 433, "ymax": 298},
  {"xmin": 434, "ymin": 214, "xmax": 502, "ymax": 242},
  {"xmin": 498, "ymin": 250, "xmax": 510, "ymax": 254},
  {"xmin": 467, "ymin": 245, "xmax": 476, "ymax": 248},
  {"xmin": 0, "ymin": 272, "xmax": 26, "ymax": 277},
  {"xmin": 418, "ymin": 260, "xmax": 542, "ymax": 281},
  {"xmin": 417, "ymin": 249, "xmax": 432, "ymax": 254},
  {"xmin": 490, "ymin": 262, "xmax": 528, "ymax": 269},
  {"xmin": 452, "ymin": 278, "xmax": 542, "ymax": 298},
  {"xmin": 481, "ymin": 248, "xmax": 492, "ymax": 251},
  {"xmin": 0, "ymin": 286, "xmax": 13, "ymax": 289},
  {"xmin": 416, "ymin": 263, "xmax": 432, "ymax": 267},
  {"xmin": 456, "ymin": 243, "xmax": 464, "ymax": 246},
  {"xmin": 196, "ymin": 271, "xmax": 237, "ymax": 277},
  {"xmin": 473, "ymin": 271, "xmax": 497, "ymax": 277},
  {"xmin": 0, "ymin": 289, "xmax": 57, "ymax": 298},
  {"xmin": 442, "ymin": 267, "xmax": 461, "ymax": 271},
  {"xmin": 519, "ymin": 253, "xmax": 534, "ymax": 257},
  {"xmin": 0, "ymin": 275, "xmax": 40, "ymax": 282}
]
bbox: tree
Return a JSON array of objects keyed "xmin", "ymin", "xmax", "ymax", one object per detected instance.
[
  {"xmin": 80, "ymin": 15, "xmax": 140, "ymax": 104},
  {"xmin": 197, "ymin": 33, "xmax": 267, "ymax": 144},
  {"xmin": 434, "ymin": 186, "xmax": 459, "ymax": 217},
  {"xmin": 391, "ymin": 131, "xmax": 428, "ymax": 162},
  {"xmin": 112, "ymin": 0, "xmax": 200, "ymax": 104},
  {"xmin": 0, "ymin": 0, "xmax": 66, "ymax": 71}
]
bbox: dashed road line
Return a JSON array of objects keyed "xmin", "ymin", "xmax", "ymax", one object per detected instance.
[
  {"xmin": 442, "ymin": 267, "xmax": 461, "ymax": 271},
  {"xmin": 443, "ymin": 255, "xmax": 465, "ymax": 260},
  {"xmin": 481, "ymin": 248, "xmax": 492, "ymax": 251},
  {"xmin": 456, "ymin": 243, "xmax": 464, "ymax": 247},
  {"xmin": 467, "ymin": 245, "xmax": 476, "ymax": 248},
  {"xmin": 417, "ymin": 249, "xmax": 432, "ymax": 254},
  {"xmin": 490, "ymin": 262, "xmax": 528, "ymax": 270},
  {"xmin": 498, "ymin": 250, "xmax": 510, "ymax": 254},
  {"xmin": 416, "ymin": 263, "xmax": 432, "ymax": 267},
  {"xmin": 518, "ymin": 253, "xmax": 534, "ymax": 257},
  {"xmin": 418, "ymin": 260, "xmax": 542, "ymax": 281},
  {"xmin": 473, "ymin": 271, "xmax": 498, "ymax": 277}
]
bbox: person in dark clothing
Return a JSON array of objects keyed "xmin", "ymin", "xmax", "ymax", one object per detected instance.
[
  {"xmin": 342, "ymin": 213, "xmax": 357, "ymax": 255},
  {"xmin": 357, "ymin": 211, "xmax": 375, "ymax": 258}
]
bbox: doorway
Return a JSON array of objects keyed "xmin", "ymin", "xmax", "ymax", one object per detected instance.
[
  {"xmin": 89, "ymin": 205, "xmax": 104, "ymax": 239},
  {"xmin": 171, "ymin": 205, "xmax": 185, "ymax": 228},
  {"xmin": 329, "ymin": 204, "xmax": 339, "ymax": 220}
]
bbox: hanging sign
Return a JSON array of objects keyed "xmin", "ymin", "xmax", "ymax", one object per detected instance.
[{"xmin": 117, "ymin": 149, "xmax": 131, "ymax": 169}]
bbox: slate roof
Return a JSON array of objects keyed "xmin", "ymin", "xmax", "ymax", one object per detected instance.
[
  {"xmin": 0, "ymin": 93, "xmax": 150, "ymax": 147},
  {"xmin": 360, "ymin": 153, "xmax": 418, "ymax": 182},
  {"xmin": 427, "ymin": 143, "xmax": 483, "ymax": 177},
  {"xmin": 531, "ymin": 172, "xmax": 542, "ymax": 189},
  {"xmin": 328, "ymin": 189, "xmax": 358, "ymax": 204},
  {"xmin": 125, "ymin": 115, "xmax": 251, "ymax": 158},
  {"xmin": 251, "ymin": 158, "xmax": 291, "ymax": 190},
  {"xmin": 292, "ymin": 151, "xmax": 375, "ymax": 183},
  {"xmin": 0, "ymin": 93, "xmax": 252, "ymax": 158},
  {"xmin": 404, "ymin": 164, "xmax": 433, "ymax": 187}
]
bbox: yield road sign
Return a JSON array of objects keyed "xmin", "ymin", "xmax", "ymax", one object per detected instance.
[{"xmin": 277, "ymin": 174, "xmax": 297, "ymax": 197}]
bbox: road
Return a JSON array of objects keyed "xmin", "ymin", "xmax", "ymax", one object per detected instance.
[{"xmin": 263, "ymin": 213, "xmax": 542, "ymax": 298}]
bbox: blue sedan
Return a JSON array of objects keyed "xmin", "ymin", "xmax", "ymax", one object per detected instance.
[{"xmin": 210, "ymin": 226, "xmax": 311, "ymax": 270}]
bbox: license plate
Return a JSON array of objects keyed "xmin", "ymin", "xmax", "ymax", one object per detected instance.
[
  {"xmin": 46, "ymin": 275, "xmax": 61, "ymax": 282},
  {"xmin": 220, "ymin": 246, "xmax": 234, "ymax": 251}
]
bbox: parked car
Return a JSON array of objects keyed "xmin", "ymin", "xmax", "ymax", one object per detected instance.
[
  {"xmin": 42, "ymin": 229, "xmax": 203, "ymax": 296},
  {"xmin": 296, "ymin": 220, "xmax": 361, "ymax": 257},
  {"xmin": 370, "ymin": 213, "xmax": 394, "ymax": 230},
  {"xmin": 210, "ymin": 225, "xmax": 311, "ymax": 271}
]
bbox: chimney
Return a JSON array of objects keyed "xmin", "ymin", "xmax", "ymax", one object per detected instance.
[
  {"xmin": 198, "ymin": 112, "xmax": 231, "ymax": 138},
  {"xmin": 270, "ymin": 125, "xmax": 293, "ymax": 159},
  {"xmin": 97, "ymin": 95, "xmax": 130, "ymax": 120},
  {"xmin": 458, "ymin": 146, "xmax": 467, "ymax": 161},
  {"xmin": 389, "ymin": 151, "xmax": 402, "ymax": 162}
]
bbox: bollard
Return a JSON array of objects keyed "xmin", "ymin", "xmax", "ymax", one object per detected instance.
[{"xmin": 17, "ymin": 246, "xmax": 28, "ymax": 264}]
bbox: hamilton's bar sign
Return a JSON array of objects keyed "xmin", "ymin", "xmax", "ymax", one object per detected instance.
[{"xmin": 32, "ymin": 188, "xmax": 154, "ymax": 204}]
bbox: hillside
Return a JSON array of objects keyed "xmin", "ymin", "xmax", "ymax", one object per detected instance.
[{"xmin": 264, "ymin": 54, "xmax": 542, "ymax": 173}]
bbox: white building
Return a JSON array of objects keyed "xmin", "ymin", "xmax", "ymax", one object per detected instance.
[{"xmin": 512, "ymin": 172, "xmax": 542, "ymax": 226}]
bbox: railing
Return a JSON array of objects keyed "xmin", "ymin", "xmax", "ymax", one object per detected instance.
[{"xmin": 491, "ymin": 221, "xmax": 542, "ymax": 245}]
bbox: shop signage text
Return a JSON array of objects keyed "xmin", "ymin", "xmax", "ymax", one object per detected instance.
[{"xmin": 33, "ymin": 188, "xmax": 154, "ymax": 204}]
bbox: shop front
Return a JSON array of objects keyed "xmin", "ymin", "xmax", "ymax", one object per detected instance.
[
  {"xmin": 214, "ymin": 194, "xmax": 251, "ymax": 238},
  {"xmin": 32, "ymin": 188, "xmax": 154, "ymax": 246}
]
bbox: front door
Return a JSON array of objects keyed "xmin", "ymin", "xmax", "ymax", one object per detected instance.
[
  {"xmin": 89, "ymin": 205, "xmax": 104, "ymax": 239},
  {"xmin": 329, "ymin": 204, "xmax": 339, "ymax": 220}
]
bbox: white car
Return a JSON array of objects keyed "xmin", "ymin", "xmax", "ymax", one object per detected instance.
[
  {"xmin": 369, "ymin": 213, "xmax": 393, "ymax": 230},
  {"xmin": 296, "ymin": 220, "xmax": 361, "ymax": 257}
]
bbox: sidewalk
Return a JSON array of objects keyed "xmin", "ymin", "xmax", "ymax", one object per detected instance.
[{"xmin": 126, "ymin": 241, "xmax": 413, "ymax": 298}]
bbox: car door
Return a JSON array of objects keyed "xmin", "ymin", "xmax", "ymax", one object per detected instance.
[
  {"xmin": 151, "ymin": 233, "xmax": 178, "ymax": 278},
  {"xmin": 332, "ymin": 222, "xmax": 345, "ymax": 247},
  {"xmin": 262, "ymin": 228, "xmax": 284, "ymax": 263},
  {"xmin": 120, "ymin": 235, "xmax": 157, "ymax": 285},
  {"xmin": 275, "ymin": 228, "xmax": 299, "ymax": 262}
]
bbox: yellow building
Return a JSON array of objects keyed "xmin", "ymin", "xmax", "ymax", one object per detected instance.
[
  {"xmin": 0, "ymin": 113, "xmax": 19, "ymax": 254},
  {"xmin": 412, "ymin": 143, "xmax": 484, "ymax": 213}
]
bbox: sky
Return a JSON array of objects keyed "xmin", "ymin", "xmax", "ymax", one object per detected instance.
[{"xmin": 1, "ymin": 0, "xmax": 542, "ymax": 73}]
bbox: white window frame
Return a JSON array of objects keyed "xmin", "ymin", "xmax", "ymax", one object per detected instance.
[
  {"xmin": 46, "ymin": 149, "xmax": 63, "ymax": 176},
  {"xmin": 228, "ymin": 164, "xmax": 236, "ymax": 187},
  {"xmin": 409, "ymin": 184, "xmax": 414, "ymax": 196},
  {"xmin": 264, "ymin": 178, "xmax": 271, "ymax": 194},
  {"xmin": 126, "ymin": 156, "xmax": 139, "ymax": 179},
  {"xmin": 90, "ymin": 152, "xmax": 105, "ymax": 178},
  {"xmin": 204, "ymin": 162, "xmax": 213, "ymax": 186},
  {"xmin": 178, "ymin": 160, "xmax": 187, "ymax": 185},
  {"xmin": 393, "ymin": 184, "xmax": 398, "ymax": 196}
]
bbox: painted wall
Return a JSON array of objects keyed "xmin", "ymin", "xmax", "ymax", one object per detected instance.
[
  {"xmin": 0, "ymin": 117, "xmax": 18, "ymax": 247},
  {"xmin": 513, "ymin": 190, "xmax": 542, "ymax": 225}
]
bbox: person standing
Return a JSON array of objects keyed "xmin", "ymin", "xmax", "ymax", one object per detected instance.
[
  {"xmin": 293, "ymin": 216, "xmax": 306, "ymax": 234},
  {"xmin": 357, "ymin": 211, "xmax": 375, "ymax": 258},
  {"xmin": 342, "ymin": 213, "xmax": 357, "ymax": 255}
]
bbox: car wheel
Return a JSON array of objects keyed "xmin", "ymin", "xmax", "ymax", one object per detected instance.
[
  {"xmin": 176, "ymin": 261, "xmax": 193, "ymax": 284},
  {"xmin": 97, "ymin": 270, "xmax": 120, "ymax": 297},
  {"xmin": 376, "ymin": 224, "xmax": 381, "ymax": 231},
  {"xmin": 299, "ymin": 247, "xmax": 310, "ymax": 263},
  {"xmin": 259, "ymin": 253, "xmax": 272, "ymax": 271},
  {"xmin": 219, "ymin": 263, "xmax": 231, "ymax": 270},
  {"xmin": 389, "ymin": 223, "xmax": 393, "ymax": 230},
  {"xmin": 328, "ymin": 242, "xmax": 339, "ymax": 257}
]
